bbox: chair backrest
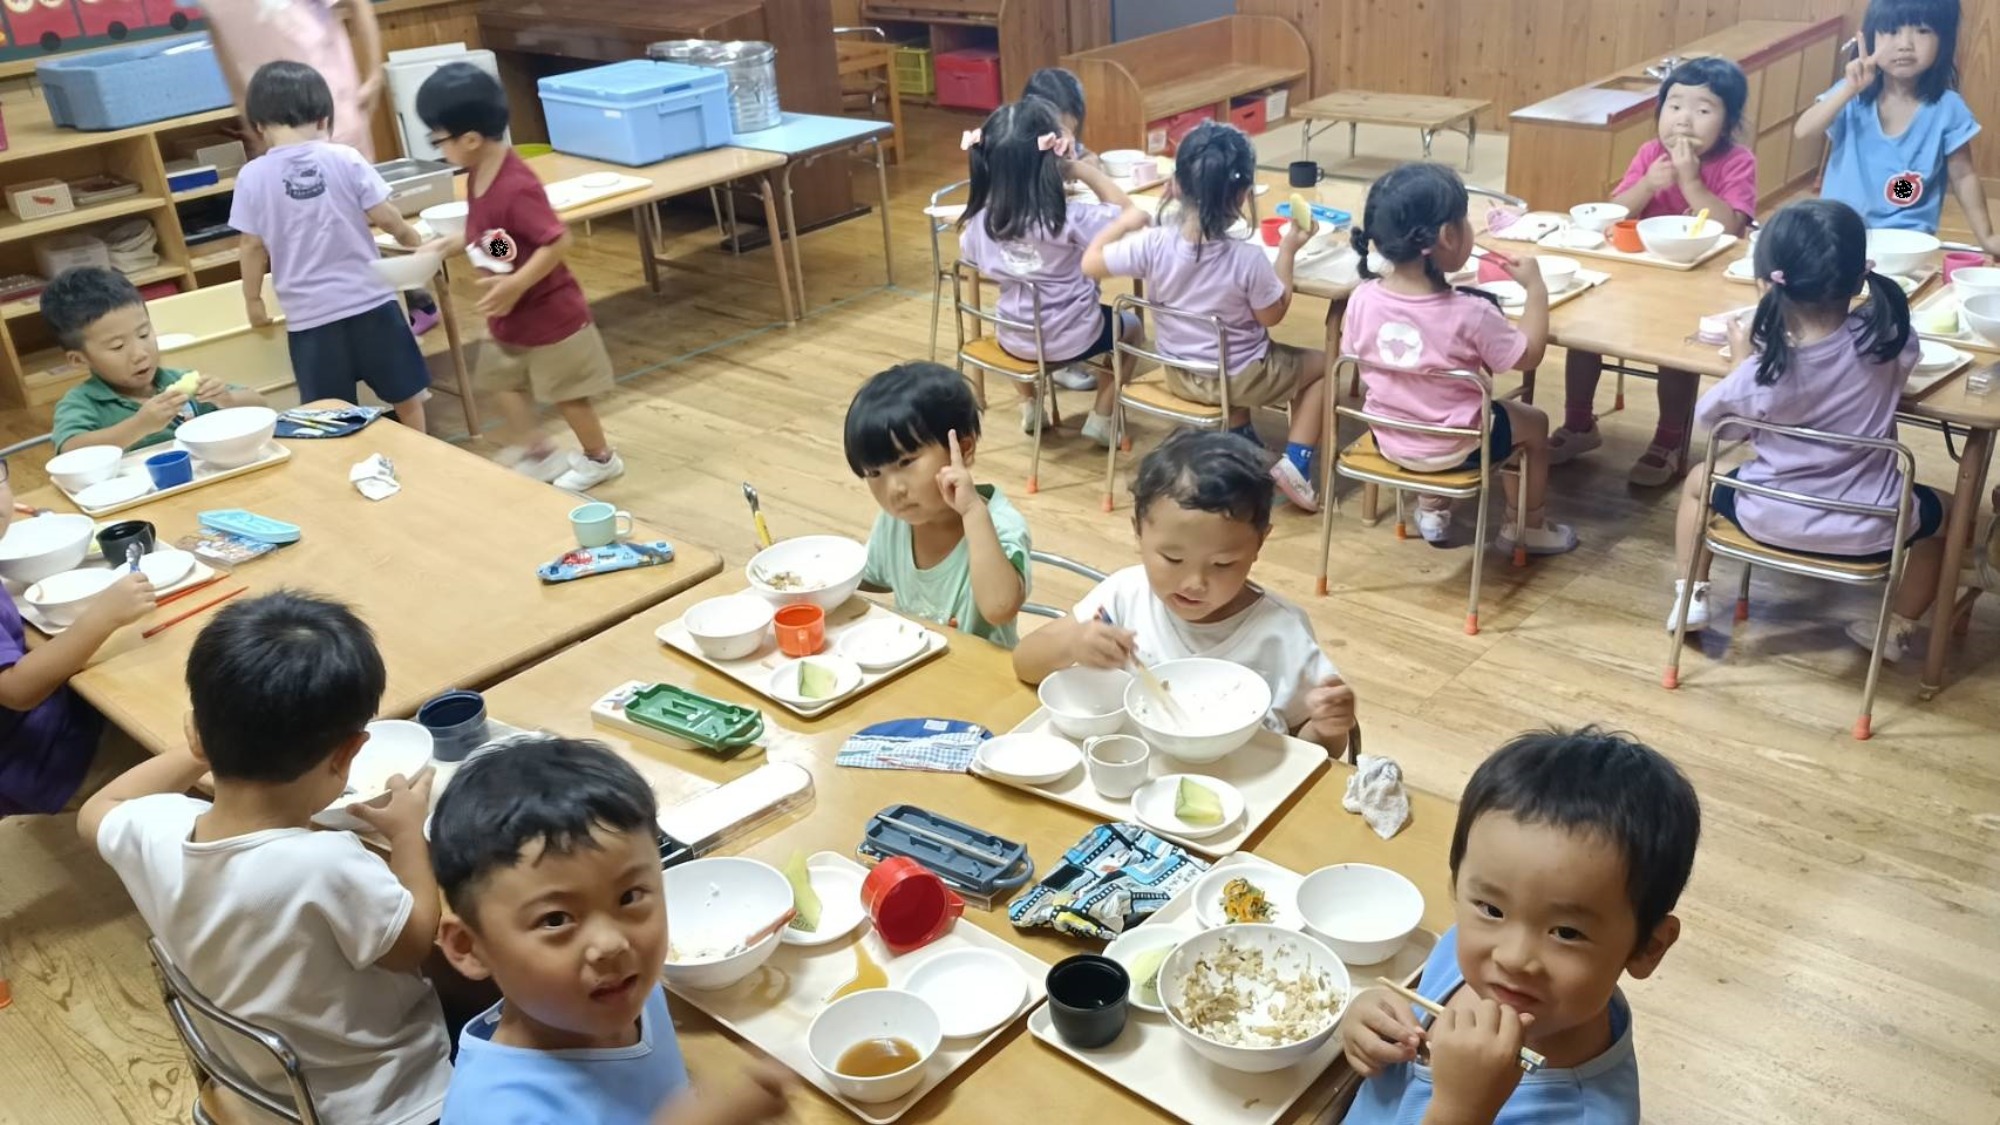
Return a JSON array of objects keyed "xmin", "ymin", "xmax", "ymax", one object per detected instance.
[
  {"xmin": 1335, "ymin": 356, "xmax": 1496, "ymax": 443},
  {"xmin": 1022, "ymin": 549, "xmax": 1110, "ymax": 619},
  {"xmin": 951, "ymin": 261, "xmax": 1051, "ymax": 370},
  {"xmin": 148, "ymin": 938, "xmax": 319, "ymax": 1125},
  {"xmin": 0, "ymin": 433, "xmax": 53, "ymax": 462},
  {"xmin": 1110, "ymin": 292, "xmax": 1231, "ymax": 413},
  {"xmin": 927, "ymin": 179, "xmax": 970, "ymax": 275},
  {"xmin": 1698, "ymin": 413, "xmax": 1917, "ymax": 553}
]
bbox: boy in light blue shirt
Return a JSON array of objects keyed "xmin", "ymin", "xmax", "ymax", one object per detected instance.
[
  {"xmin": 846, "ymin": 362, "xmax": 1031, "ymax": 648},
  {"xmin": 1338, "ymin": 728, "xmax": 1701, "ymax": 1125}
]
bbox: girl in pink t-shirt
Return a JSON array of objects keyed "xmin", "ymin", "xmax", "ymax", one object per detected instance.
[
  {"xmin": 1555, "ymin": 57, "xmax": 1757, "ymax": 487},
  {"xmin": 1344, "ymin": 162, "xmax": 1576, "ymax": 555},
  {"xmin": 1668, "ymin": 199, "xmax": 1951, "ymax": 663},
  {"xmin": 958, "ymin": 97, "xmax": 1146, "ymax": 447}
]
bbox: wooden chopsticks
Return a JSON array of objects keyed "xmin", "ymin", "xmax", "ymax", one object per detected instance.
[
  {"xmin": 142, "ymin": 587, "xmax": 245, "ymax": 639},
  {"xmin": 1374, "ymin": 976, "xmax": 1548, "ymax": 1073},
  {"xmin": 1093, "ymin": 608, "xmax": 1195, "ymax": 726}
]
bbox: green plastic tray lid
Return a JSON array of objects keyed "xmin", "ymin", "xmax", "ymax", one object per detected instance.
[{"xmin": 624, "ymin": 682, "xmax": 762, "ymax": 748}]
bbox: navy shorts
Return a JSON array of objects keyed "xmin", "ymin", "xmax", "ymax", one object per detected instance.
[
  {"xmin": 1453, "ymin": 402, "xmax": 1515, "ymax": 469},
  {"xmin": 1712, "ymin": 467, "xmax": 1945, "ymax": 563},
  {"xmin": 287, "ymin": 300, "xmax": 432, "ymax": 407},
  {"xmin": 1009, "ymin": 305, "xmax": 1120, "ymax": 367}
]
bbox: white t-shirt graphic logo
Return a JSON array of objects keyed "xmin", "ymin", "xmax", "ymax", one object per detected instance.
[{"xmin": 1374, "ymin": 320, "xmax": 1425, "ymax": 369}]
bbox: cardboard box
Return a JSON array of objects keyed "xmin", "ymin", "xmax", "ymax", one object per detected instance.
[
  {"xmin": 34, "ymin": 233, "xmax": 111, "ymax": 279},
  {"xmin": 173, "ymin": 133, "xmax": 247, "ymax": 174},
  {"xmin": 5, "ymin": 178, "xmax": 75, "ymax": 221}
]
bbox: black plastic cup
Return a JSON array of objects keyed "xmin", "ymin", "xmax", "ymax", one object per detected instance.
[
  {"xmin": 1047, "ymin": 954, "xmax": 1130, "ymax": 1049},
  {"xmin": 96, "ymin": 520, "xmax": 155, "ymax": 564},
  {"xmin": 1288, "ymin": 160, "xmax": 1325, "ymax": 189},
  {"xmin": 417, "ymin": 690, "xmax": 489, "ymax": 762}
]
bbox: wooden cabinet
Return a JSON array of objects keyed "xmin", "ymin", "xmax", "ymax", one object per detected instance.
[
  {"xmin": 860, "ymin": 0, "xmax": 1071, "ymax": 107},
  {"xmin": 1504, "ymin": 18, "xmax": 1842, "ymax": 215}
]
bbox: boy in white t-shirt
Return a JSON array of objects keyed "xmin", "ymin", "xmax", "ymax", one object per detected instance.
[
  {"xmin": 79, "ymin": 592, "xmax": 451, "ymax": 1125},
  {"xmin": 1012, "ymin": 430, "xmax": 1356, "ymax": 753}
]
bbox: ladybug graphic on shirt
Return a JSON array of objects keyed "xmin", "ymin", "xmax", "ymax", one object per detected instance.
[{"xmin": 1885, "ymin": 171, "xmax": 1925, "ymax": 208}]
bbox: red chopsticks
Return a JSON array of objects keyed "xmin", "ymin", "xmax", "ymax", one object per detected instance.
[
  {"xmin": 143, "ymin": 587, "xmax": 245, "ymax": 639},
  {"xmin": 153, "ymin": 572, "xmax": 228, "ymax": 609}
]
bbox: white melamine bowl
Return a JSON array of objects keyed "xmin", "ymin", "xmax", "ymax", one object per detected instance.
[
  {"xmin": 1866, "ymin": 228, "xmax": 1941, "ymax": 277},
  {"xmin": 24, "ymin": 566, "xmax": 123, "ymax": 628},
  {"xmin": 1296, "ymin": 863, "xmax": 1425, "ymax": 965},
  {"xmin": 662, "ymin": 857, "xmax": 792, "ymax": 991},
  {"xmin": 806, "ymin": 989, "xmax": 943, "ymax": 1104},
  {"xmin": 1960, "ymin": 292, "xmax": 2000, "ymax": 346},
  {"xmin": 315, "ymin": 719, "xmax": 436, "ymax": 832},
  {"xmin": 682, "ymin": 594, "xmax": 774, "ymax": 661},
  {"xmin": 1159, "ymin": 924, "xmax": 1350, "ymax": 1073},
  {"xmin": 371, "ymin": 248, "xmax": 444, "ymax": 290},
  {"xmin": 1568, "ymin": 202, "xmax": 1627, "ymax": 232},
  {"xmin": 1123, "ymin": 658, "xmax": 1270, "ymax": 763},
  {"xmin": 1536, "ymin": 255, "xmax": 1580, "ymax": 292},
  {"xmin": 0, "ymin": 514, "xmax": 95, "ymax": 585},
  {"xmin": 1951, "ymin": 266, "xmax": 2000, "ymax": 302},
  {"xmin": 176, "ymin": 406, "xmax": 276, "ymax": 469},
  {"xmin": 45, "ymin": 444, "xmax": 123, "ymax": 492},
  {"xmin": 1636, "ymin": 215, "xmax": 1723, "ymax": 264},
  {"xmin": 745, "ymin": 535, "xmax": 868, "ymax": 611},
  {"xmin": 1037, "ymin": 666, "xmax": 1132, "ymax": 738},
  {"xmin": 419, "ymin": 201, "xmax": 469, "ymax": 244}
]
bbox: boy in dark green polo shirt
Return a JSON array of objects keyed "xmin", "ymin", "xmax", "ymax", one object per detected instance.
[{"xmin": 44, "ymin": 269, "xmax": 264, "ymax": 453}]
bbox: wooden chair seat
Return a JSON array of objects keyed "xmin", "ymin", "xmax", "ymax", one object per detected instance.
[
  {"xmin": 960, "ymin": 336, "xmax": 1040, "ymax": 377},
  {"xmin": 1336, "ymin": 432, "xmax": 1484, "ymax": 490},
  {"xmin": 1704, "ymin": 517, "xmax": 1892, "ymax": 577},
  {"xmin": 1120, "ymin": 377, "xmax": 1223, "ymax": 419}
]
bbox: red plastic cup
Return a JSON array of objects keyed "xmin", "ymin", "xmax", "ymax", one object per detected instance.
[
  {"xmin": 1259, "ymin": 216, "xmax": 1287, "ymax": 246},
  {"xmin": 861, "ymin": 858, "xmax": 964, "ymax": 954},
  {"xmin": 1476, "ymin": 254, "xmax": 1511, "ymax": 284},
  {"xmin": 1944, "ymin": 249, "xmax": 1986, "ymax": 284},
  {"xmin": 773, "ymin": 604, "xmax": 825, "ymax": 657}
]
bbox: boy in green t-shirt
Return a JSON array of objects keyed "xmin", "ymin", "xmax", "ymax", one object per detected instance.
[
  {"xmin": 43, "ymin": 269, "xmax": 264, "ymax": 453},
  {"xmin": 844, "ymin": 362, "xmax": 1031, "ymax": 648}
]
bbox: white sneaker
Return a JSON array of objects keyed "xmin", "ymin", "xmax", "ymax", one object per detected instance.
[
  {"xmin": 1020, "ymin": 401, "xmax": 1045, "ymax": 434},
  {"xmin": 1665, "ymin": 579, "xmax": 1711, "ymax": 633},
  {"xmin": 1082, "ymin": 411, "xmax": 1119, "ymax": 449},
  {"xmin": 1497, "ymin": 520, "xmax": 1579, "ymax": 556},
  {"xmin": 1547, "ymin": 425, "xmax": 1602, "ymax": 466},
  {"xmin": 553, "ymin": 450, "xmax": 625, "ymax": 492},
  {"xmin": 1052, "ymin": 365, "xmax": 1099, "ymax": 391},
  {"xmin": 1845, "ymin": 614, "xmax": 1918, "ymax": 662},
  {"xmin": 497, "ymin": 444, "xmax": 569, "ymax": 483},
  {"xmin": 1416, "ymin": 507, "xmax": 1452, "ymax": 545},
  {"xmin": 1269, "ymin": 458, "xmax": 1319, "ymax": 513}
]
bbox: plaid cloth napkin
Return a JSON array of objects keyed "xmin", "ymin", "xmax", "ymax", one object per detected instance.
[
  {"xmin": 836, "ymin": 718, "xmax": 990, "ymax": 772},
  {"xmin": 1008, "ymin": 822, "xmax": 1209, "ymax": 940}
]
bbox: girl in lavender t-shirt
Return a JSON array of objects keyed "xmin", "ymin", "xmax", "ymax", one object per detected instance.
[
  {"xmin": 1556, "ymin": 58, "xmax": 1758, "ymax": 487},
  {"xmin": 958, "ymin": 98, "xmax": 1146, "ymax": 449},
  {"xmin": 1669, "ymin": 199, "xmax": 1951, "ymax": 662}
]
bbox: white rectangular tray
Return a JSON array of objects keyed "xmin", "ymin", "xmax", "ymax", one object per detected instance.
[
  {"xmin": 1534, "ymin": 231, "xmax": 1738, "ymax": 271},
  {"xmin": 1911, "ymin": 285, "xmax": 2000, "ymax": 354},
  {"xmin": 656, "ymin": 598, "xmax": 947, "ymax": 720},
  {"xmin": 665, "ymin": 851, "xmax": 1048, "ymax": 1124},
  {"xmin": 971, "ymin": 708, "xmax": 1328, "ymax": 858},
  {"xmin": 13, "ymin": 557, "xmax": 221, "ymax": 635},
  {"xmin": 1028, "ymin": 853, "xmax": 1438, "ymax": 1125},
  {"xmin": 1907, "ymin": 350, "xmax": 1975, "ymax": 399},
  {"xmin": 58, "ymin": 440, "xmax": 291, "ymax": 517}
]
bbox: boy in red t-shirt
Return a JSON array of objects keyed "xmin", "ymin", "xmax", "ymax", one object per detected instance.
[{"xmin": 415, "ymin": 64, "xmax": 623, "ymax": 491}]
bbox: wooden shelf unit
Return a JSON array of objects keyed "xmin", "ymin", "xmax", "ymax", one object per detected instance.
[
  {"xmin": 1061, "ymin": 16, "xmax": 1310, "ymax": 156},
  {"xmin": 170, "ymin": 175, "xmax": 238, "ymax": 204},
  {"xmin": 862, "ymin": 0, "xmax": 1068, "ymax": 111}
]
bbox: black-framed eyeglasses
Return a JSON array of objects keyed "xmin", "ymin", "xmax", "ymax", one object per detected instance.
[{"xmin": 427, "ymin": 131, "xmax": 459, "ymax": 148}]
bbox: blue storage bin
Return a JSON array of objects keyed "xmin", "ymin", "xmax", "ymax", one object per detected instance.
[
  {"xmin": 538, "ymin": 61, "xmax": 732, "ymax": 167},
  {"xmin": 37, "ymin": 36, "xmax": 231, "ymax": 131}
]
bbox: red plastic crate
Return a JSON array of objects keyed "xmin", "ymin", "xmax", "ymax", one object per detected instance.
[
  {"xmin": 934, "ymin": 49, "xmax": 1002, "ymax": 112},
  {"xmin": 138, "ymin": 281, "xmax": 178, "ymax": 301},
  {"xmin": 1147, "ymin": 107, "xmax": 1216, "ymax": 155},
  {"xmin": 1230, "ymin": 96, "xmax": 1268, "ymax": 135}
]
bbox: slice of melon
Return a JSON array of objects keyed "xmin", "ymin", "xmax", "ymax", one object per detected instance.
[
  {"xmin": 1289, "ymin": 192, "xmax": 1316, "ymax": 236},
  {"xmin": 1175, "ymin": 778, "xmax": 1224, "ymax": 826},
  {"xmin": 783, "ymin": 851, "xmax": 821, "ymax": 932},
  {"xmin": 170, "ymin": 370, "xmax": 202, "ymax": 396},
  {"xmin": 799, "ymin": 661, "xmax": 838, "ymax": 700}
]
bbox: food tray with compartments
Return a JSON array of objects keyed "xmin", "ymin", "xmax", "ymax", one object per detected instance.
[
  {"xmin": 56, "ymin": 441, "xmax": 291, "ymax": 518},
  {"xmin": 656, "ymin": 598, "xmax": 947, "ymax": 720}
]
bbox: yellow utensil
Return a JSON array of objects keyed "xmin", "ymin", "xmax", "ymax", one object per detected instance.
[
  {"xmin": 742, "ymin": 482, "xmax": 773, "ymax": 549},
  {"xmin": 1690, "ymin": 208, "xmax": 1710, "ymax": 237}
]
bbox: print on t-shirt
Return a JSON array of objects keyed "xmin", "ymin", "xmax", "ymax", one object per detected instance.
[
  {"xmin": 1374, "ymin": 321, "xmax": 1426, "ymax": 369},
  {"xmin": 283, "ymin": 165, "xmax": 326, "ymax": 200},
  {"xmin": 1886, "ymin": 170, "xmax": 1924, "ymax": 208},
  {"xmin": 480, "ymin": 228, "xmax": 518, "ymax": 264}
]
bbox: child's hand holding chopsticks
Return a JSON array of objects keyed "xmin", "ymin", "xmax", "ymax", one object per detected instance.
[
  {"xmin": 1338, "ymin": 986, "xmax": 1426, "ymax": 1077},
  {"xmin": 1425, "ymin": 995, "xmax": 1537, "ymax": 1123},
  {"xmin": 1076, "ymin": 608, "xmax": 1137, "ymax": 670}
]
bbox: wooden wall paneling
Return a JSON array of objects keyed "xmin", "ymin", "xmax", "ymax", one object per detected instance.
[
  {"xmin": 1961, "ymin": 0, "xmax": 2000, "ymax": 178},
  {"xmin": 1757, "ymin": 48, "xmax": 1803, "ymax": 131},
  {"xmin": 1796, "ymin": 30, "xmax": 1839, "ymax": 114},
  {"xmin": 1451, "ymin": 0, "xmax": 1514, "ymax": 129},
  {"xmin": 1755, "ymin": 123, "xmax": 1790, "ymax": 201},
  {"xmin": 1005, "ymin": 0, "xmax": 1071, "ymax": 105},
  {"xmin": 1607, "ymin": 117, "xmax": 1654, "ymax": 195},
  {"xmin": 1067, "ymin": 0, "xmax": 1111, "ymax": 54}
]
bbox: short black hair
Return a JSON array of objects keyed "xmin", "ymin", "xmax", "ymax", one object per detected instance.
[
  {"xmin": 429, "ymin": 737, "xmax": 659, "ymax": 919},
  {"xmin": 1131, "ymin": 430, "xmax": 1275, "ymax": 533},
  {"xmin": 245, "ymin": 60, "xmax": 335, "ymax": 130},
  {"xmin": 186, "ymin": 592, "xmax": 385, "ymax": 783},
  {"xmin": 1022, "ymin": 67, "xmax": 1086, "ymax": 129},
  {"xmin": 416, "ymin": 61, "xmax": 511, "ymax": 141},
  {"xmin": 1656, "ymin": 56, "xmax": 1750, "ymax": 151},
  {"xmin": 843, "ymin": 362, "xmax": 982, "ymax": 476},
  {"xmin": 1450, "ymin": 727, "xmax": 1701, "ymax": 948},
  {"xmin": 39, "ymin": 267, "xmax": 143, "ymax": 350},
  {"xmin": 1861, "ymin": 0, "xmax": 1959, "ymax": 104}
]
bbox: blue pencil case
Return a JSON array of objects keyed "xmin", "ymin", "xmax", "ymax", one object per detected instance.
[{"xmin": 1276, "ymin": 200, "xmax": 1352, "ymax": 229}]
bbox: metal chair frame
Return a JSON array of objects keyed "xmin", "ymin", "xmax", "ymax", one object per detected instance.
[
  {"xmin": 1663, "ymin": 415, "xmax": 1916, "ymax": 741},
  {"xmin": 1022, "ymin": 550, "xmax": 1110, "ymax": 618},
  {"xmin": 149, "ymin": 938, "xmax": 320, "ymax": 1125},
  {"xmin": 951, "ymin": 261, "xmax": 1063, "ymax": 494},
  {"xmin": 927, "ymin": 179, "xmax": 971, "ymax": 360},
  {"xmin": 1101, "ymin": 293, "xmax": 1237, "ymax": 512}
]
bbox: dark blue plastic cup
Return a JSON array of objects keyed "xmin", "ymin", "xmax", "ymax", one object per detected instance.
[
  {"xmin": 416, "ymin": 690, "xmax": 489, "ymax": 762},
  {"xmin": 145, "ymin": 449, "xmax": 193, "ymax": 489}
]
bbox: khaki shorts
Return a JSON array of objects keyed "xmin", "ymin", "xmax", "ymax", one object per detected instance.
[
  {"xmin": 1164, "ymin": 342, "xmax": 1310, "ymax": 409},
  {"xmin": 474, "ymin": 322, "xmax": 616, "ymax": 403}
]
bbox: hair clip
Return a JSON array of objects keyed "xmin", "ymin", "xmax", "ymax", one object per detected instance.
[
  {"xmin": 1035, "ymin": 131, "xmax": 1072, "ymax": 156},
  {"xmin": 960, "ymin": 129, "xmax": 983, "ymax": 150},
  {"xmin": 1864, "ymin": 258, "xmax": 1877, "ymax": 273},
  {"xmin": 1767, "ymin": 269, "xmax": 1787, "ymax": 286}
]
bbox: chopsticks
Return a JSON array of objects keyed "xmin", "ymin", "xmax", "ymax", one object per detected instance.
[
  {"xmin": 1373, "ymin": 976, "xmax": 1547, "ymax": 1073},
  {"xmin": 1095, "ymin": 608, "xmax": 1193, "ymax": 726},
  {"xmin": 142, "ymin": 586, "xmax": 244, "ymax": 639},
  {"xmin": 154, "ymin": 572, "xmax": 228, "ymax": 608}
]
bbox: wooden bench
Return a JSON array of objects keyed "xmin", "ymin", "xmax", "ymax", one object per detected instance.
[{"xmin": 1061, "ymin": 15, "xmax": 1310, "ymax": 155}]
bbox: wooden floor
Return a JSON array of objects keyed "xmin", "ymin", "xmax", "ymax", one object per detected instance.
[{"xmin": 3, "ymin": 107, "xmax": 1998, "ymax": 1125}]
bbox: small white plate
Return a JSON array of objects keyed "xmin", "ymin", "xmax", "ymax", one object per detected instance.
[
  {"xmin": 903, "ymin": 948, "xmax": 1027, "ymax": 1038},
  {"xmin": 835, "ymin": 618, "xmax": 929, "ymax": 671},
  {"xmin": 136, "ymin": 548, "xmax": 194, "ymax": 588},
  {"xmin": 580, "ymin": 172, "xmax": 621, "ymax": 189},
  {"xmin": 74, "ymin": 476, "xmax": 150, "ymax": 508},
  {"xmin": 766, "ymin": 655, "xmax": 862, "ymax": 707},
  {"xmin": 1725, "ymin": 256, "xmax": 1755, "ymax": 280},
  {"xmin": 1130, "ymin": 774, "xmax": 1244, "ymax": 840},
  {"xmin": 781, "ymin": 852, "xmax": 868, "ymax": 947},
  {"xmin": 1918, "ymin": 338, "xmax": 1966, "ymax": 371},
  {"xmin": 1553, "ymin": 227, "xmax": 1605, "ymax": 250},
  {"xmin": 974, "ymin": 732, "xmax": 1082, "ymax": 785},
  {"xmin": 1103, "ymin": 924, "xmax": 1193, "ymax": 1014},
  {"xmin": 1480, "ymin": 280, "xmax": 1526, "ymax": 306},
  {"xmin": 1191, "ymin": 863, "xmax": 1304, "ymax": 931}
]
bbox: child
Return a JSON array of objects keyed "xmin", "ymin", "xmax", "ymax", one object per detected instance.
[
  {"xmin": 1022, "ymin": 67, "xmax": 1099, "ymax": 168},
  {"xmin": 1339, "ymin": 726, "xmax": 1701, "ymax": 1124},
  {"xmin": 845, "ymin": 362, "xmax": 1030, "ymax": 647},
  {"xmin": 430, "ymin": 738, "xmax": 688, "ymax": 1123},
  {"xmin": 958, "ymin": 96, "xmax": 1146, "ymax": 444},
  {"xmin": 1084, "ymin": 120, "xmax": 1330, "ymax": 513},
  {"xmin": 1344, "ymin": 162, "xmax": 1576, "ymax": 555},
  {"xmin": 1012, "ymin": 431, "xmax": 1354, "ymax": 752},
  {"xmin": 1798, "ymin": 0, "xmax": 2000, "ymax": 251},
  {"xmin": 0, "ymin": 475, "xmax": 153, "ymax": 816},
  {"xmin": 1667, "ymin": 199, "xmax": 1949, "ymax": 661},
  {"xmin": 79, "ymin": 592, "xmax": 451, "ymax": 1124},
  {"xmin": 1555, "ymin": 57, "xmax": 1756, "ymax": 486},
  {"xmin": 45, "ymin": 268, "xmax": 263, "ymax": 453},
  {"xmin": 230, "ymin": 61, "xmax": 434, "ymax": 431},
  {"xmin": 418, "ymin": 62, "xmax": 626, "ymax": 491}
]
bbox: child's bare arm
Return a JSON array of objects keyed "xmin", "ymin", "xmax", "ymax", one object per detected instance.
[
  {"xmin": 63, "ymin": 391, "xmax": 188, "ymax": 451},
  {"xmin": 1082, "ymin": 209, "xmax": 1149, "ymax": 280},
  {"xmin": 1, "ymin": 573, "xmax": 154, "ymax": 713},
  {"xmin": 1254, "ymin": 226, "xmax": 1307, "ymax": 327},
  {"xmin": 344, "ymin": 768, "xmax": 442, "ymax": 973},
  {"xmin": 366, "ymin": 201, "xmax": 424, "ymax": 249},
  {"xmin": 1945, "ymin": 147, "xmax": 2000, "ymax": 255},
  {"xmin": 652, "ymin": 1062, "xmax": 792, "ymax": 1125},
  {"xmin": 1013, "ymin": 614, "xmax": 1135, "ymax": 683},
  {"xmin": 1492, "ymin": 251, "xmax": 1549, "ymax": 370},
  {"xmin": 239, "ymin": 235, "xmax": 272, "ymax": 327},
  {"xmin": 475, "ymin": 234, "xmax": 572, "ymax": 320},
  {"xmin": 1297, "ymin": 673, "xmax": 1355, "ymax": 754},
  {"xmin": 77, "ymin": 744, "xmax": 206, "ymax": 847},
  {"xmin": 934, "ymin": 433, "xmax": 1025, "ymax": 628}
]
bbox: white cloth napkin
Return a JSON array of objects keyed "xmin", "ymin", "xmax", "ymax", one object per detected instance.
[
  {"xmin": 1343, "ymin": 753, "xmax": 1411, "ymax": 840},
  {"xmin": 350, "ymin": 454, "xmax": 400, "ymax": 501}
]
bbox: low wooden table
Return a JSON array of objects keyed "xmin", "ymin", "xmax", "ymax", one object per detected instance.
[
  {"xmin": 1296, "ymin": 91, "xmax": 1491, "ymax": 171},
  {"xmin": 19, "ymin": 409, "xmax": 722, "ymax": 755},
  {"xmin": 477, "ymin": 574, "xmax": 1460, "ymax": 1124}
]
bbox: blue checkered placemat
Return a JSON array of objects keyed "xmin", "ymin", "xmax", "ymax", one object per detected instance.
[{"xmin": 836, "ymin": 718, "xmax": 990, "ymax": 772}]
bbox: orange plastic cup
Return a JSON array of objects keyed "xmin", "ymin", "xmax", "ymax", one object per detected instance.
[
  {"xmin": 773, "ymin": 604, "xmax": 825, "ymax": 657},
  {"xmin": 1610, "ymin": 219, "xmax": 1644, "ymax": 254}
]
